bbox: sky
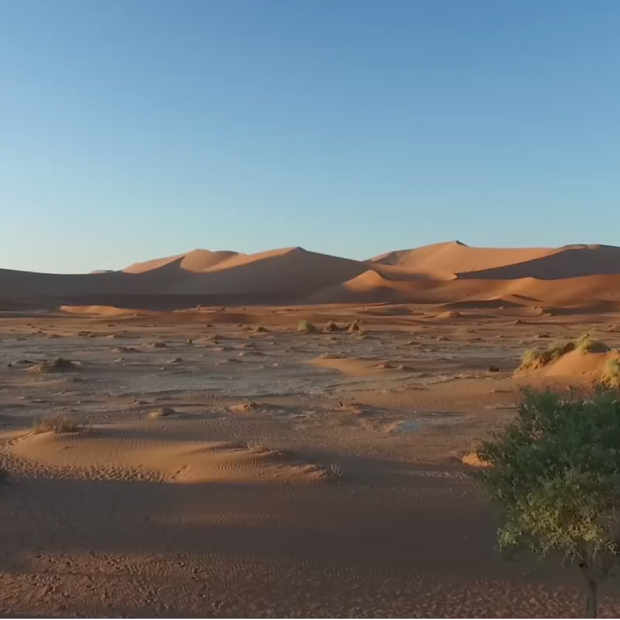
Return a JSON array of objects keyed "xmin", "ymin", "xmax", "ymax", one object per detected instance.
[{"xmin": 1, "ymin": 0, "xmax": 619, "ymax": 274}]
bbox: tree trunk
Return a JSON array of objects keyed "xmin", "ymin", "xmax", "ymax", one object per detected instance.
[{"xmin": 586, "ymin": 579, "xmax": 598, "ymax": 618}]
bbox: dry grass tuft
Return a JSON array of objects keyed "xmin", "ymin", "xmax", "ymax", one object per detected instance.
[
  {"xmin": 518, "ymin": 340, "xmax": 576, "ymax": 372},
  {"xmin": 603, "ymin": 358, "xmax": 620, "ymax": 388},
  {"xmin": 33, "ymin": 414, "xmax": 83, "ymax": 434},
  {"xmin": 298, "ymin": 320, "xmax": 317, "ymax": 333},
  {"xmin": 575, "ymin": 333, "xmax": 610, "ymax": 354},
  {"xmin": 27, "ymin": 357, "xmax": 78, "ymax": 373},
  {"xmin": 148, "ymin": 407, "xmax": 176, "ymax": 419}
]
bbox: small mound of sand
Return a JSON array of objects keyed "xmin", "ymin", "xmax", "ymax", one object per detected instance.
[
  {"xmin": 306, "ymin": 356, "xmax": 398, "ymax": 376},
  {"xmin": 111, "ymin": 346, "xmax": 138, "ymax": 353},
  {"xmin": 461, "ymin": 452, "xmax": 490, "ymax": 468},
  {"xmin": 229, "ymin": 401, "xmax": 260, "ymax": 413},
  {"xmin": 61, "ymin": 305, "xmax": 150, "ymax": 317},
  {"xmin": 323, "ymin": 321, "xmax": 340, "ymax": 332},
  {"xmin": 518, "ymin": 346, "xmax": 620, "ymax": 384},
  {"xmin": 437, "ymin": 311, "xmax": 462, "ymax": 319},
  {"xmin": 76, "ymin": 331, "xmax": 96, "ymax": 338},
  {"xmin": 148, "ymin": 407, "xmax": 177, "ymax": 419},
  {"xmin": 8, "ymin": 433, "xmax": 332, "ymax": 484}
]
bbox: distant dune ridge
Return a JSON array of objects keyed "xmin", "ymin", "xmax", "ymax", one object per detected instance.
[{"xmin": 2, "ymin": 241, "xmax": 620, "ymax": 312}]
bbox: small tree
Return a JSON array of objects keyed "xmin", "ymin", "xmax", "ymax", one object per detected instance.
[{"xmin": 474, "ymin": 387, "xmax": 620, "ymax": 618}]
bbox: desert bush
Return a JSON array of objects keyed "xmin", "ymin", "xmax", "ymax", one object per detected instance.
[
  {"xmin": 473, "ymin": 387, "xmax": 620, "ymax": 617},
  {"xmin": 575, "ymin": 333, "xmax": 610, "ymax": 354},
  {"xmin": 324, "ymin": 321, "xmax": 340, "ymax": 332},
  {"xmin": 27, "ymin": 357, "xmax": 78, "ymax": 373},
  {"xmin": 33, "ymin": 414, "xmax": 83, "ymax": 434},
  {"xmin": 603, "ymin": 358, "xmax": 620, "ymax": 388},
  {"xmin": 518, "ymin": 339, "xmax": 577, "ymax": 372},
  {"xmin": 298, "ymin": 320, "xmax": 317, "ymax": 333},
  {"xmin": 148, "ymin": 407, "xmax": 176, "ymax": 419},
  {"xmin": 518, "ymin": 347, "xmax": 547, "ymax": 371}
]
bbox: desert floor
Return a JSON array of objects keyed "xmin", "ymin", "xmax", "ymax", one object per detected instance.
[{"xmin": 2, "ymin": 305, "xmax": 620, "ymax": 617}]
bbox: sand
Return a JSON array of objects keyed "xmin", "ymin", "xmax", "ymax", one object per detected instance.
[
  {"xmin": 3, "ymin": 241, "xmax": 620, "ymax": 311},
  {"xmin": 2, "ymin": 243, "xmax": 620, "ymax": 616}
]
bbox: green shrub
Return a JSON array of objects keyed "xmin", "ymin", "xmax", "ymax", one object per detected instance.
[
  {"xmin": 298, "ymin": 320, "xmax": 317, "ymax": 333},
  {"xmin": 473, "ymin": 387, "xmax": 620, "ymax": 617}
]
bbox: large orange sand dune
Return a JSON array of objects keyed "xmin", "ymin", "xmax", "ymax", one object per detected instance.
[{"xmin": 1, "ymin": 241, "xmax": 620, "ymax": 312}]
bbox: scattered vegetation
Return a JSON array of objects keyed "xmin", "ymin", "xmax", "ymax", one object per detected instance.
[
  {"xmin": 33, "ymin": 414, "xmax": 83, "ymax": 434},
  {"xmin": 472, "ymin": 387, "xmax": 620, "ymax": 618},
  {"xmin": 328, "ymin": 462, "xmax": 344, "ymax": 480},
  {"xmin": 253, "ymin": 325, "xmax": 270, "ymax": 333},
  {"xmin": 575, "ymin": 333, "xmax": 610, "ymax": 354},
  {"xmin": 603, "ymin": 358, "xmax": 620, "ymax": 388},
  {"xmin": 518, "ymin": 334, "xmax": 611, "ymax": 373},
  {"xmin": 346, "ymin": 321, "xmax": 362, "ymax": 333},
  {"xmin": 27, "ymin": 357, "xmax": 78, "ymax": 373},
  {"xmin": 229, "ymin": 401, "xmax": 260, "ymax": 413},
  {"xmin": 148, "ymin": 407, "xmax": 176, "ymax": 419},
  {"xmin": 323, "ymin": 321, "xmax": 340, "ymax": 332},
  {"xmin": 298, "ymin": 320, "xmax": 317, "ymax": 333}
]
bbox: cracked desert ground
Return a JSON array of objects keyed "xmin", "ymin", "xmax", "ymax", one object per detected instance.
[{"xmin": 2, "ymin": 302, "xmax": 620, "ymax": 617}]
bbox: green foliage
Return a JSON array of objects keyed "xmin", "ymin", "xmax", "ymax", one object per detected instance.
[
  {"xmin": 473, "ymin": 388, "xmax": 620, "ymax": 613},
  {"xmin": 297, "ymin": 320, "xmax": 317, "ymax": 333}
]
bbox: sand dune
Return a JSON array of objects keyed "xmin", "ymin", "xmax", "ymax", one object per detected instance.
[
  {"xmin": 9, "ymin": 431, "xmax": 331, "ymax": 484},
  {"xmin": 513, "ymin": 345, "xmax": 619, "ymax": 381},
  {"xmin": 124, "ymin": 249, "xmax": 241, "ymax": 274},
  {"xmin": 456, "ymin": 244, "xmax": 620, "ymax": 280},
  {"xmin": 2, "ymin": 241, "xmax": 620, "ymax": 311},
  {"xmin": 370, "ymin": 241, "xmax": 561, "ymax": 279}
]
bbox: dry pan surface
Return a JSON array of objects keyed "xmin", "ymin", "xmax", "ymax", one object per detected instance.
[{"xmin": 2, "ymin": 305, "xmax": 620, "ymax": 617}]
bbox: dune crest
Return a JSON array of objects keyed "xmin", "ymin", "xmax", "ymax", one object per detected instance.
[{"xmin": 3, "ymin": 241, "xmax": 620, "ymax": 311}]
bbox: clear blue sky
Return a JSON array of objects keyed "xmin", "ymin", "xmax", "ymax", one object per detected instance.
[{"xmin": 1, "ymin": 0, "xmax": 619, "ymax": 273}]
